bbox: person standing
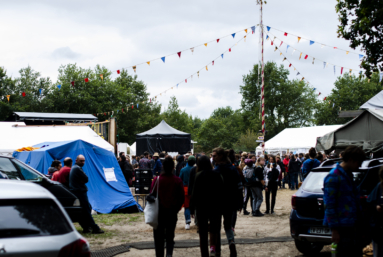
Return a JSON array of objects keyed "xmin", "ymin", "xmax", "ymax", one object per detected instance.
[
  {"xmin": 288, "ymin": 154, "xmax": 301, "ymax": 190},
  {"xmin": 151, "ymin": 156, "xmax": 185, "ymax": 257},
  {"xmin": 190, "ymin": 155, "xmax": 224, "ymax": 257},
  {"xmin": 252, "ymin": 157, "xmax": 265, "ymax": 216},
  {"xmin": 152, "ymin": 152, "xmax": 162, "ymax": 177},
  {"xmin": 323, "ymin": 146, "xmax": 365, "ymax": 257},
  {"xmin": 119, "ymin": 155, "xmax": 134, "ymax": 187},
  {"xmin": 69, "ymin": 155, "xmax": 104, "ymax": 234},
  {"xmin": 302, "ymin": 148, "xmax": 321, "ymax": 179},
  {"xmin": 264, "ymin": 156, "xmax": 280, "ymax": 214},
  {"xmin": 367, "ymin": 166, "xmax": 383, "ymax": 257},
  {"xmin": 148, "ymin": 154, "xmax": 155, "ymax": 170},
  {"xmin": 49, "ymin": 160, "xmax": 62, "ymax": 180},
  {"xmin": 276, "ymin": 156, "xmax": 284, "ymax": 189},
  {"xmin": 175, "ymin": 155, "xmax": 185, "ymax": 177},
  {"xmin": 57, "ymin": 157, "xmax": 72, "ymax": 188},
  {"xmin": 131, "ymin": 155, "xmax": 137, "ymax": 166},
  {"xmin": 212, "ymin": 148, "xmax": 243, "ymax": 257},
  {"xmin": 282, "ymin": 154, "xmax": 290, "ymax": 189},
  {"xmin": 179, "ymin": 156, "xmax": 196, "ymax": 230},
  {"xmin": 139, "ymin": 151, "xmax": 151, "ymax": 170}
]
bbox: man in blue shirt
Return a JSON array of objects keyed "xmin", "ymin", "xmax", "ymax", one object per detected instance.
[
  {"xmin": 152, "ymin": 152, "xmax": 162, "ymax": 177},
  {"xmin": 179, "ymin": 155, "xmax": 196, "ymax": 230}
]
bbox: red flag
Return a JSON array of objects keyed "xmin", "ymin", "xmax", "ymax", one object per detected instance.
[
  {"xmin": 177, "ymin": 52, "xmax": 181, "ymax": 58},
  {"xmin": 279, "ymin": 41, "xmax": 283, "ymax": 47},
  {"xmin": 104, "ymin": 113, "xmax": 106, "ymax": 115},
  {"xmin": 132, "ymin": 105, "xmax": 134, "ymax": 109},
  {"xmin": 150, "ymin": 98, "xmax": 151, "ymax": 103},
  {"xmin": 84, "ymin": 78, "xmax": 89, "ymax": 83},
  {"xmin": 117, "ymin": 70, "xmax": 120, "ymax": 74},
  {"xmin": 271, "ymin": 41, "xmax": 274, "ymax": 45},
  {"xmin": 334, "ymin": 47, "xmax": 337, "ymax": 49},
  {"xmin": 289, "ymin": 64, "xmax": 292, "ymax": 67},
  {"xmin": 212, "ymin": 61, "xmax": 214, "ymax": 65},
  {"xmin": 229, "ymin": 48, "xmax": 231, "ymax": 52},
  {"xmin": 217, "ymin": 39, "xmax": 220, "ymax": 43},
  {"xmin": 304, "ymin": 55, "xmax": 308, "ymax": 59},
  {"xmin": 324, "ymin": 97, "xmax": 327, "ymax": 101},
  {"xmin": 22, "ymin": 92, "xmax": 26, "ymax": 97},
  {"xmin": 284, "ymin": 32, "xmax": 288, "ymax": 36},
  {"xmin": 71, "ymin": 81, "xmax": 75, "ymax": 86},
  {"xmin": 319, "ymin": 92, "xmax": 322, "ymax": 96},
  {"xmin": 341, "ymin": 67, "xmax": 343, "ymax": 74},
  {"xmin": 185, "ymin": 79, "xmax": 187, "ymax": 83},
  {"xmin": 122, "ymin": 108, "xmax": 124, "ymax": 112}
]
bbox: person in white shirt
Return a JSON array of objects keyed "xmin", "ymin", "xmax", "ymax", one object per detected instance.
[{"xmin": 263, "ymin": 155, "xmax": 281, "ymax": 214}]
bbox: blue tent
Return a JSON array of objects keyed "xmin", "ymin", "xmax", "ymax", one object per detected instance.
[{"xmin": 13, "ymin": 140, "xmax": 140, "ymax": 213}]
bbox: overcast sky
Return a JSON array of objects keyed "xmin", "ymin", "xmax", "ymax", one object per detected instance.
[{"xmin": 1, "ymin": 0, "xmax": 363, "ymax": 119}]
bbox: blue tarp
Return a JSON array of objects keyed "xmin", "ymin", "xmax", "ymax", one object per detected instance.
[{"xmin": 13, "ymin": 140, "xmax": 140, "ymax": 214}]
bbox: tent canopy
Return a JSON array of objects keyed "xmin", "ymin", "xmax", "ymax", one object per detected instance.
[
  {"xmin": 316, "ymin": 109, "xmax": 383, "ymax": 153},
  {"xmin": 257, "ymin": 125, "xmax": 342, "ymax": 155},
  {"xmin": 360, "ymin": 90, "xmax": 383, "ymax": 110},
  {"xmin": 13, "ymin": 140, "xmax": 138, "ymax": 213},
  {"xmin": 0, "ymin": 125, "xmax": 113, "ymax": 157},
  {"xmin": 136, "ymin": 120, "xmax": 191, "ymax": 155}
]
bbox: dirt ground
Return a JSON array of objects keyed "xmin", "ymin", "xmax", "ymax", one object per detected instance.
[{"xmin": 80, "ymin": 189, "xmax": 331, "ymax": 256}]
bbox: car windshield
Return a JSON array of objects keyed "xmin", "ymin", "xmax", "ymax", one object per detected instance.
[
  {"xmin": 303, "ymin": 171, "xmax": 363, "ymax": 193},
  {"xmin": 11, "ymin": 159, "xmax": 43, "ymax": 182},
  {"xmin": 0, "ymin": 199, "xmax": 72, "ymax": 238},
  {"xmin": 0, "ymin": 158, "xmax": 21, "ymax": 180}
]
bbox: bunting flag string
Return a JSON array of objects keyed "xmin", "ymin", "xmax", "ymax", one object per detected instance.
[
  {"xmin": 265, "ymin": 25, "xmax": 365, "ymax": 59},
  {"xmin": 267, "ymin": 31, "xmax": 364, "ymax": 75}
]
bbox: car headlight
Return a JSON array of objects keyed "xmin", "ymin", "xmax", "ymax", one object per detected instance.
[{"xmin": 73, "ymin": 199, "xmax": 81, "ymax": 207}]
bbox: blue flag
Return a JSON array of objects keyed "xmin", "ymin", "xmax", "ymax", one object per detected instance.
[
  {"xmin": 251, "ymin": 26, "xmax": 256, "ymax": 33},
  {"xmin": 323, "ymin": 62, "xmax": 326, "ymax": 68},
  {"xmin": 297, "ymin": 72, "xmax": 300, "ymax": 76},
  {"xmin": 359, "ymin": 71, "xmax": 362, "ymax": 75},
  {"xmin": 334, "ymin": 66, "xmax": 336, "ymax": 75},
  {"xmin": 137, "ymin": 104, "xmax": 139, "ymax": 108},
  {"xmin": 380, "ymin": 73, "xmax": 383, "ymax": 82},
  {"xmin": 57, "ymin": 85, "xmax": 61, "ymax": 90},
  {"xmin": 266, "ymin": 35, "xmax": 269, "ymax": 40},
  {"xmin": 313, "ymin": 88, "xmax": 316, "ymax": 91},
  {"xmin": 221, "ymin": 54, "xmax": 224, "ymax": 59},
  {"xmin": 231, "ymin": 33, "xmax": 236, "ymax": 38},
  {"xmin": 176, "ymin": 84, "xmax": 179, "ymax": 88},
  {"xmin": 266, "ymin": 26, "xmax": 270, "ymax": 31},
  {"xmin": 359, "ymin": 54, "xmax": 364, "ymax": 60},
  {"xmin": 286, "ymin": 45, "xmax": 290, "ymax": 52},
  {"xmin": 310, "ymin": 40, "xmax": 315, "ymax": 45},
  {"xmin": 161, "ymin": 57, "xmax": 165, "ymax": 63},
  {"xmin": 39, "ymin": 89, "xmax": 42, "ymax": 95}
]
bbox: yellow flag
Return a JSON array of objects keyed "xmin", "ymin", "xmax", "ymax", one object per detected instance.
[
  {"xmin": 244, "ymin": 29, "xmax": 248, "ymax": 33},
  {"xmin": 368, "ymin": 79, "xmax": 371, "ymax": 83},
  {"xmin": 298, "ymin": 37, "xmax": 301, "ymax": 43},
  {"xmin": 340, "ymin": 107, "xmax": 342, "ymax": 111},
  {"xmin": 133, "ymin": 66, "xmax": 137, "ymax": 73},
  {"xmin": 204, "ymin": 43, "xmax": 207, "ymax": 47},
  {"xmin": 346, "ymin": 51, "xmax": 349, "ymax": 54},
  {"xmin": 100, "ymin": 74, "xmax": 103, "ymax": 80},
  {"xmin": 301, "ymin": 77, "xmax": 305, "ymax": 81},
  {"xmin": 244, "ymin": 35, "xmax": 247, "ymax": 42},
  {"xmin": 171, "ymin": 87, "xmax": 173, "ymax": 89},
  {"xmin": 147, "ymin": 61, "xmax": 150, "ymax": 66},
  {"xmin": 280, "ymin": 52, "xmax": 282, "ymax": 55},
  {"xmin": 299, "ymin": 53, "xmax": 302, "ymax": 60},
  {"xmin": 6, "ymin": 95, "xmax": 10, "ymax": 102},
  {"xmin": 206, "ymin": 66, "xmax": 208, "ymax": 71}
]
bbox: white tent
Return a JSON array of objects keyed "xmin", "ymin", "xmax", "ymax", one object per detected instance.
[
  {"xmin": 256, "ymin": 125, "xmax": 343, "ymax": 156},
  {"xmin": 129, "ymin": 142, "xmax": 136, "ymax": 156},
  {"xmin": 117, "ymin": 142, "xmax": 129, "ymax": 156},
  {"xmin": 360, "ymin": 90, "xmax": 383, "ymax": 110},
  {"xmin": 0, "ymin": 124, "xmax": 114, "ymax": 157}
]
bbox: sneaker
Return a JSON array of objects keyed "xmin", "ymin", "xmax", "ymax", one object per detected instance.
[
  {"xmin": 185, "ymin": 224, "xmax": 190, "ymax": 230},
  {"xmin": 254, "ymin": 210, "xmax": 265, "ymax": 217},
  {"xmin": 271, "ymin": 211, "xmax": 275, "ymax": 215},
  {"xmin": 229, "ymin": 241, "xmax": 237, "ymax": 257},
  {"xmin": 264, "ymin": 210, "xmax": 270, "ymax": 214},
  {"xmin": 92, "ymin": 227, "xmax": 105, "ymax": 234},
  {"xmin": 243, "ymin": 210, "xmax": 250, "ymax": 215}
]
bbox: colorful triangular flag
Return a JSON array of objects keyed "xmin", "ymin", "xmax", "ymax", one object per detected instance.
[
  {"xmin": 212, "ymin": 61, "xmax": 214, "ymax": 65},
  {"xmin": 100, "ymin": 74, "xmax": 103, "ymax": 80},
  {"xmin": 221, "ymin": 54, "xmax": 224, "ymax": 58},
  {"xmin": 147, "ymin": 61, "xmax": 150, "ymax": 66},
  {"xmin": 57, "ymin": 84, "xmax": 61, "ymax": 90},
  {"xmin": 323, "ymin": 62, "xmax": 326, "ymax": 69},
  {"xmin": 177, "ymin": 52, "xmax": 181, "ymax": 58},
  {"xmin": 286, "ymin": 45, "xmax": 290, "ymax": 52},
  {"xmin": 359, "ymin": 54, "xmax": 364, "ymax": 60},
  {"xmin": 217, "ymin": 39, "xmax": 220, "ymax": 43},
  {"xmin": 84, "ymin": 78, "xmax": 89, "ymax": 83},
  {"xmin": 6, "ymin": 95, "xmax": 10, "ymax": 102},
  {"xmin": 133, "ymin": 66, "xmax": 136, "ymax": 73},
  {"xmin": 312, "ymin": 58, "xmax": 315, "ymax": 64},
  {"xmin": 310, "ymin": 40, "xmax": 315, "ymax": 45},
  {"xmin": 266, "ymin": 26, "xmax": 270, "ymax": 31},
  {"xmin": 39, "ymin": 89, "xmax": 42, "ymax": 95},
  {"xmin": 341, "ymin": 67, "xmax": 344, "ymax": 74},
  {"xmin": 161, "ymin": 57, "xmax": 165, "ymax": 63},
  {"xmin": 204, "ymin": 43, "xmax": 207, "ymax": 47},
  {"xmin": 284, "ymin": 32, "xmax": 288, "ymax": 36},
  {"xmin": 251, "ymin": 26, "xmax": 256, "ymax": 34},
  {"xmin": 229, "ymin": 48, "xmax": 231, "ymax": 52},
  {"xmin": 279, "ymin": 41, "xmax": 283, "ymax": 47},
  {"xmin": 244, "ymin": 29, "xmax": 248, "ymax": 33},
  {"xmin": 304, "ymin": 55, "xmax": 308, "ymax": 60},
  {"xmin": 117, "ymin": 70, "xmax": 120, "ymax": 74},
  {"xmin": 71, "ymin": 81, "xmax": 75, "ymax": 86},
  {"xmin": 298, "ymin": 37, "xmax": 301, "ymax": 43},
  {"xmin": 231, "ymin": 33, "xmax": 236, "ymax": 38},
  {"xmin": 299, "ymin": 53, "xmax": 302, "ymax": 60},
  {"xmin": 206, "ymin": 66, "xmax": 208, "ymax": 71}
]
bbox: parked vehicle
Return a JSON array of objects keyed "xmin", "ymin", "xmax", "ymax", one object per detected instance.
[
  {"xmin": 0, "ymin": 156, "xmax": 81, "ymax": 222},
  {"xmin": 0, "ymin": 180, "xmax": 90, "ymax": 256},
  {"xmin": 290, "ymin": 158, "xmax": 383, "ymax": 255}
]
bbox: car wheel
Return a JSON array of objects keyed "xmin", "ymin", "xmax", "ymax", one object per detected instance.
[{"xmin": 294, "ymin": 239, "xmax": 324, "ymax": 255}]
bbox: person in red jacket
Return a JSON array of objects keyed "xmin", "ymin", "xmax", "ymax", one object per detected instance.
[
  {"xmin": 282, "ymin": 154, "xmax": 290, "ymax": 189},
  {"xmin": 56, "ymin": 157, "xmax": 72, "ymax": 188}
]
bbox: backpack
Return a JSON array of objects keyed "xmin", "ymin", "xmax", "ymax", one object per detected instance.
[{"xmin": 243, "ymin": 166, "xmax": 255, "ymax": 182}]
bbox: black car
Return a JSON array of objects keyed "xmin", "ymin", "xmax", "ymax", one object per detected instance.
[
  {"xmin": 0, "ymin": 156, "xmax": 81, "ymax": 222},
  {"xmin": 290, "ymin": 158, "xmax": 382, "ymax": 255}
]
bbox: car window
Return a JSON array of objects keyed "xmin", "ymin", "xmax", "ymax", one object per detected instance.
[
  {"xmin": 11, "ymin": 160, "xmax": 43, "ymax": 182},
  {"xmin": 0, "ymin": 199, "xmax": 73, "ymax": 238},
  {"xmin": 0, "ymin": 158, "xmax": 22, "ymax": 180},
  {"xmin": 302, "ymin": 172, "xmax": 328, "ymax": 193}
]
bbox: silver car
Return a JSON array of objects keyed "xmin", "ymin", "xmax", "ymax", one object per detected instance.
[{"xmin": 0, "ymin": 180, "xmax": 90, "ymax": 257}]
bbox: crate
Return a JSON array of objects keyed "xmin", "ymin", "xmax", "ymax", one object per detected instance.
[
  {"xmin": 135, "ymin": 169, "xmax": 152, "ymax": 179},
  {"xmin": 135, "ymin": 185, "xmax": 151, "ymax": 195},
  {"xmin": 135, "ymin": 178, "xmax": 152, "ymax": 184}
]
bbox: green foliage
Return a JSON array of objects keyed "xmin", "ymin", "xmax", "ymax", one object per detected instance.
[
  {"xmin": 240, "ymin": 62, "xmax": 318, "ymax": 140},
  {"xmin": 233, "ymin": 129, "xmax": 260, "ymax": 152},
  {"xmin": 315, "ymin": 73, "xmax": 382, "ymax": 125},
  {"xmin": 336, "ymin": 0, "xmax": 383, "ymax": 76}
]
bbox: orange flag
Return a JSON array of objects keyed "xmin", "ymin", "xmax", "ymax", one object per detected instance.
[
  {"xmin": 204, "ymin": 43, "xmax": 207, "ymax": 47},
  {"xmin": 147, "ymin": 61, "xmax": 150, "ymax": 66},
  {"xmin": 298, "ymin": 37, "xmax": 301, "ymax": 43},
  {"xmin": 6, "ymin": 95, "xmax": 10, "ymax": 102},
  {"xmin": 100, "ymin": 74, "xmax": 103, "ymax": 80}
]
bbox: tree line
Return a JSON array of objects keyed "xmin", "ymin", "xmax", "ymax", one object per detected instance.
[{"xmin": 1, "ymin": 62, "xmax": 381, "ymax": 153}]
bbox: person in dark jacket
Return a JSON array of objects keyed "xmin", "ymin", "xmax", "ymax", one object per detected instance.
[
  {"xmin": 302, "ymin": 148, "xmax": 321, "ymax": 179},
  {"xmin": 212, "ymin": 147, "xmax": 243, "ymax": 257},
  {"xmin": 69, "ymin": 155, "xmax": 104, "ymax": 234},
  {"xmin": 48, "ymin": 160, "xmax": 62, "ymax": 180},
  {"xmin": 367, "ymin": 166, "xmax": 383, "ymax": 256},
  {"xmin": 119, "ymin": 155, "xmax": 134, "ymax": 187},
  {"xmin": 288, "ymin": 155, "xmax": 301, "ymax": 190},
  {"xmin": 152, "ymin": 152, "xmax": 162, "ymax": 177},
  {"xmin": 323, "ymin": 146, "xmax": 365, "ymax": 257},
  {"xmin": 276, "ymin": 156, "xmax": 284, "ymax": 189},
  {"xmin": 252, "ymin": 157, "xmax": 265, "ymax": 216},
  {"xmin": 150, "ymin": 156, "xmax": 185, "ymax": 257},
  {"xmin": 263, "ymin": 155, "xmax": 281, "ymax": 214},
  {"xmin": 190, "ymin": 156, "xmax": 224, "ymax": 257},
  {"xmin": 176, "ymin": 155, "xmax": 185, "ymax": 177}
]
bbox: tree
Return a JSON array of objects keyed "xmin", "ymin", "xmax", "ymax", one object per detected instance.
[
  {"xmin": 315, "ymin": 73, "xmax": 382, "ymax": 125},
  {"xmin": 240, "ymin": 62, "xmax": 318, "ymax": 140},
  {"xmin": 233, "ymin": 129, "xmax": 259, "ymax": 152},
  {"xmin": 336, "ymin": 0, "xmax": 383, "ymax": 76}
]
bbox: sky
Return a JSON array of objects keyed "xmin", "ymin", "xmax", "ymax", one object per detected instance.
[{"xmin": 0, "ymin": 0, "xmax": 364, "ymax": 119}]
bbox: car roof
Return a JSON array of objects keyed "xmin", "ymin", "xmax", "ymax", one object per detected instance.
[
  {"xmin": 312, "ymin": 158, "xmax": 383, "ymax": 172},
  {"xmin": 0, "ymin": 180, "xmax": 54, "ymax": 200}
]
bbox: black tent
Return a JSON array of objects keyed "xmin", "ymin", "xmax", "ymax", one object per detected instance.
[
  {"xmin": 316, "ymin": 109, "xmax": 383, "ymax": 155},
  {"xmin": 136, "ymin": 120, "xmax": 191, "ymax": 155}
]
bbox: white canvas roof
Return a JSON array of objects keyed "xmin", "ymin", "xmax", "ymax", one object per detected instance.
[
  {"xmin": 137, "ymin": 120, "xmax": 189, "ymax": 136},
  {"xmin": 256, "ymin": 125, "xmax": 343, "ymax": 154},
  {"xmin": 360, "ymin": 90, "xmax": 383, "ymax": 110},
  {"xmin": 0, "ymin": 124, "xmax": 113, "ymax": 157},
  {"xmin": 130, "ymin": 142, "xmax": 136, "ymax": 156}
]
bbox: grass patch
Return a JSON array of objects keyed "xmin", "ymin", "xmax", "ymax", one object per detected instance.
[{"xmin": 91, "ymin": 213, "xmax": 144, "ymax": 226}]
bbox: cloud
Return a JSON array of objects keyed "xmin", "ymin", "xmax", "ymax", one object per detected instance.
[{"xmin": 51, "ymin": 47, "xmax": 80, "ymax": 60}]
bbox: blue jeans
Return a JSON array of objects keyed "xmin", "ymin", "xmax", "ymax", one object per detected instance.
[
  {"xmin": 184, "ymin": 208, "xmax": 191, "ymax": 224},
  {"xmin": 290, "ymin": 173, "xmax": 299, "ymax": 189}
]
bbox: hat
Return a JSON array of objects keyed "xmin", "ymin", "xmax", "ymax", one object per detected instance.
[
  {"xmin": 241, "ymin": 152, "xmax": 248, "ymax": 156},
  {"xmin": 185, "ymin": 153, "xmax": 190, "ymax": 156},
  {"xmin": 188, "ymin": 155, "xmax": 196, "ymax": 161},
  {"xmin": 153, "ymin": 152, "xmax": 159, "ymax": 157},
  {"xmin": 244, "ymin": 159, "xmax": 254, "ymax": 165}
]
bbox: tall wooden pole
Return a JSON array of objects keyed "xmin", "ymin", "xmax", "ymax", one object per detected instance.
[{"xmin": 259, "ymin": 0, "xmax": 265, "ymax": 154}]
